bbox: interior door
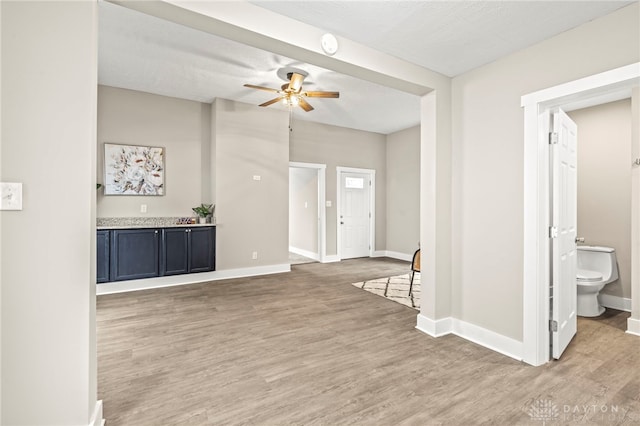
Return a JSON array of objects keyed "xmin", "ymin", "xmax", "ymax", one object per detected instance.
[
  {"xmin": 551, "ymin": 108, "xmax": 578, "ymax": 359},
  {"xmin": 340, "ymin": 172, "xmax": 371, "ymax": 259}
]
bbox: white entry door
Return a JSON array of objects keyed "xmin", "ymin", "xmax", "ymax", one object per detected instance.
[
  {"xmin": 340, "ymin": 171, "xmax": 371, "ymax": 259},
  {"xmin": 551, "ymin": 109, "xmax": 578, "ymax": 359}
]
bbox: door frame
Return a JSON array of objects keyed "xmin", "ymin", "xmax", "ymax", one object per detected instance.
[
  {"xmin": 289, "ymin": 161, "xmax": 327, "ymax": 262},
  {"xmin": 521, "ymin": 63, "xmax": 640, "ymax": 366},
  {"xmin": 336, "ymin": 166, "xmax": 376, "ymax": 260}
]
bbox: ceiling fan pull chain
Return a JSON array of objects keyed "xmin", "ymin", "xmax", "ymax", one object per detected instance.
[{"xmin": 289, "ymin": 106, "xmax": 293, "ymax": 132}]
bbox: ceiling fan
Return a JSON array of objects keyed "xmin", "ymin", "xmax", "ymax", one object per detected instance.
[{"xmin": 244, "ymin": 69, "xmax": 339, "ymax": 112}]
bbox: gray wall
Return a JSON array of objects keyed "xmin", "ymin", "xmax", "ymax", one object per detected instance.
[
  {"xmin": 1, "ymin": 1, "xmax": 98, "ymax": 424},
  {"xmin": 289, "ymin": 119, "xmax": 387, "ymax": 255},
  {"xmin": 213, "ymin": 99, "xmax": 290, "ymax": 269},
  {"xmin": 96, "ymin": 90, "xmax": 420, "ymax": 267},
  {"xmin": 569, "ymin": 100, "xmax": 632, "ymax": 299},
  {"xmin": 97, "ymin": 86, "xmax": 211, "ymax": 217},
  {"xmin": 289, "ymin": 167, "xmax": 319, "ymax": 255},
  {"xmin": 451, "ymin": 3, "xmax": 639, "ymax": 341},
  {"xmin": 386, "ymin": 126, "xmax": 420, "ymax": 256}
]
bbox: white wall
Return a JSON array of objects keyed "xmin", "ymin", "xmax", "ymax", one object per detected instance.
[
  {"xmin": 289, "ymin": 167, "xmax": 319, "ymax": 255},
  {"xmin": 569, "ymin": 100, "xmax": 632, "ymax": 299},
  {"xmin": 289, "ymin": 119, "xmax": 387, "ymax": 255},
  {"xmin": 1, "ymin": 1, "xmax": 98, "ymax": 424},
  {"xmin": 97, "ymin": 86, "xmax": 211, "ymax": 218},
  {"xmin": 451, "ymin": 3, "xmax": 639, "ymax": 341},
  {"xmin": 386, "ymin": 126, "xmax": 420, "ymax": 256},
  {"xmin": 213, "ymin": 99, "xmax": 290, "ymax": 269}
]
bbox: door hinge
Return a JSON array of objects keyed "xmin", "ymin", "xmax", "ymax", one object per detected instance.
[
  {"xmin": 549, "ymin": 226, "xmax": 558, "ymax": 239},
  {"xmin": 550, "ymin": 320, "xmax": 558, "ymax": 332},
  {"xmin": 549, "ymin": 132, "xmax": 558, "ymax": 145}
]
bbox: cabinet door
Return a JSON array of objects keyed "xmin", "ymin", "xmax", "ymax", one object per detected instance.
[
  {"xmin": 189, "ymin": 227, "xmax": 215, "ymax": 273},
  {"xmin": 161, "ymin": 228, "xmax": 189, "ymax": 276},
  {"xmin": 111, "ymin": 229, "xmax": 159, "ymax": 281},
  {"xmin": 97, "ymin": 230, "xmax": 110, "ymax": 283}
]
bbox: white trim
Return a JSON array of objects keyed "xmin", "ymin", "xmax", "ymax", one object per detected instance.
[
  {"xmin": 521, "ymin": 63, "xmax": 640, "ymax": 366},
  {"xmin": 372, "ymin": 250, "xmax": 413, "ymax": 262},
  {"xmin": 450, "ymin": 319, "xmax": 523, "ymax": 362},
  {"xmin": 96, "ymin": 264, "xmax": 291, "ymax": 295},
  {"xmin": 89, "ymin": 400, "xmax": 104, "ymax": 426},
  {"xmin": 415, "ymin": 313, "xmax": 452, "ymax": 337},
  {"xmin": 416, "ymin": 314, "xmax": 523, "ymax": 361},
  {"xmin": 289, "ymin": 245, "xmax": 319, "ymax": 261},
  {"xmin": 336, "ymin": 166, "xmax": 376, "ymax": 260},
  {"xmin": 290, "ymin": 161, "xmax": 326, "ymax": 169},
  {"xmin": 289, "ymin": 162, "xmax": 327, "ymax": 262},
  {"xmin": 322, "ymin": 255, "xmax": 340, "ymax": 263},
  {"xmin": 598, "ymin": 294, "xmax": 632, "ymax": 312},
  {"xmin": 626, "ymin": 318, "xmax": 640, "ymax": 336}
]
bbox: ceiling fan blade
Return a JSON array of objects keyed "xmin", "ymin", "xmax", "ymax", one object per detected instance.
[
  {"xmin": 288, "ymin": 72, "xmax": 305, "ymax": 93},
  {"xmin": 259, "ymin": 97, "xmax": 284, "ymax": 107},
  {"xmin": 303, "ymin": 91, "xmax": 340, "ymax": 98},
  {"xmin": 298, "ymin": 97, "xmax": 314, "ymax": 112},
  {"xmin": 244, "ymin": 84, "xmax": 280, "ymax": 93}
]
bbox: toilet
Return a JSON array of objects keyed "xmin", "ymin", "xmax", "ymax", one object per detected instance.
[{"xmin": 576, "ymin": 245, "xmax": 619, "ymax": 317}]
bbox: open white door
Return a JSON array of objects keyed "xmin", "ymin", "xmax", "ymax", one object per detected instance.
[
  {"xmin": 340, "ymin": 171, "xmax": 371, "ymax": 259},
  {"xmin": 551, "ymin": 109, "xmax": 578, "ymax": 359}
]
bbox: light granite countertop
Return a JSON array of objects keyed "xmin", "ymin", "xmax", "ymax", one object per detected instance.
[{"xmin": 97, "ymin": 217, "xmax": 216, "ymax": 230}]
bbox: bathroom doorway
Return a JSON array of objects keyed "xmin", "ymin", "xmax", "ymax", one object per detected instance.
[
  {"xmin": 521, "ymin": 63, "xmax": 640, "ymax": 366},
  {"xmin": 289, "ymin": 162, "xmax": 326, "ymax": 263},
  {"xmin": 548, "ymin": 100, "xmax": 633, "ymax": 360}
]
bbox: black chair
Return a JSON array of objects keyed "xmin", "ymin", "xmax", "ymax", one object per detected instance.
[{"xmin": 409, "ymin": 248, "xmax": 420, "ymax": 296}]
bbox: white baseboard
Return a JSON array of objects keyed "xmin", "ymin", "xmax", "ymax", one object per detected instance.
[
  {"xmin": 415, "ymin": 314, "xmax": 523, "ymax": 361},
  {"xmin": 372, "ymin": 250, "xmax": 412, "ymax": 262},
  {"xmin": 89, "ymin": 400, "xmax": 104, "ymax": 426},
  {"xmin": 97, "ymin": 264, "xmax": 291, "ymax": 295},
  {"xmin": 415, "ymin": 313, "xmax": 452, "ymax": 337},
  {"xmin": 289, "ymin": 246, "xmax": 319, "ymax": 261},
  {"xmin": 450, "ymin": 319, "xmax": 523, "ymax": 361},
  {"xmin": 322, "ymin": 255, "xmax": 340, "ymax": 263},
  {"xmin": 598, "ymin": 293, "xmax": 632, "ymax": 312},
  {"xmin": 627, "ymin": 318, "xmax": 640, "ymax": 336}
]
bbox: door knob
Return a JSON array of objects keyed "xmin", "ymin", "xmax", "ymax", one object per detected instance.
[{"xmin": 575, "ymin": 237, "xmax": 585, "ymax": 243}]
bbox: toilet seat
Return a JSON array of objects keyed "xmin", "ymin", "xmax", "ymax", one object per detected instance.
[{"xmin": 577, "ymin": 269, "xmax": 602, "ymax": 282}]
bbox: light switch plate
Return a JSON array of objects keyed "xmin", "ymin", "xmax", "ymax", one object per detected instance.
[{"xmin": 1, "ymin": 182, "xmax": 23, "ymax": 210}]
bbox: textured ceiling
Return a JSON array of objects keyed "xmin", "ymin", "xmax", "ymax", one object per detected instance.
[
  {"xmin": 250, "ymin": 1, "xmax": 633, "ymax": 77},
  {"xmin": 98, "ymin": 1, "xmax": 633, "ymax": 135}
]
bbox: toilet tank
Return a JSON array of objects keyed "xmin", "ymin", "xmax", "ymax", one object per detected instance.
[{"xmin": 576, "ymin": 245, "xmax": 619, "ymax": 283}]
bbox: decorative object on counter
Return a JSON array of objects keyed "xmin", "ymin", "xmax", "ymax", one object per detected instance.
[
  {"xmin": 192, "ymin": 203, "xmax": 215, "ymax": 224},
  {"xmin": 104, "ymin": 143, "xmax": 164, "ymax": 196},
  {"xmin": 176, "ymin": 217, "xmax": 197, "ymax": 225}
]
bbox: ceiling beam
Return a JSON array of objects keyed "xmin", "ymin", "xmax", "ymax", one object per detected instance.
[{"xmin": 106, "ymin": 0, "xmax": 449, "ymax": 96}]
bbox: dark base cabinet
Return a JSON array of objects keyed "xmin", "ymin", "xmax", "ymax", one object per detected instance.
[
  {"xmin": 162, "ymin": 228, "xmax": 190, "ymax": 276},
  {"xmin": 111, "ymin": 229, "xmax": 160, "ymax": 281},
  {"xmin": 97, "ymin": 226, "xmax": 216, "ymax": 283},
  {"xmin": 189, "ymin": 227, "xmax": 216, "ymax": 273},
  {"xmin": 161, "ymin": 227, "xmax": 216, "ymax": 276},
  {"xmin": 97, "ymin": 230, "xmax": 110, "ymax": 283}
]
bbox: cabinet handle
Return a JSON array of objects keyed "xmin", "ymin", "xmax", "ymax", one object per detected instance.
[{"xmin": 154, "ymin": 230, "xmax": 158, "ymax": 234}]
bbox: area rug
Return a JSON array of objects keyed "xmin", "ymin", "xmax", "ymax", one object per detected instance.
[{"xmin": 352, "ymin": 273, "xmax": 420, "ymax": 310}]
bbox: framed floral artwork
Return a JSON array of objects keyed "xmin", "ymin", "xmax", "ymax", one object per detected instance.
[{"xmin": 104, "ymin": 143, "xmax": 164, "ymax": 195}]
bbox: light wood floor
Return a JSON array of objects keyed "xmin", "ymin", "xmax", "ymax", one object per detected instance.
[{"xmin": 97, "ymin": 258, "xmax": 640, "ymax": 425}]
